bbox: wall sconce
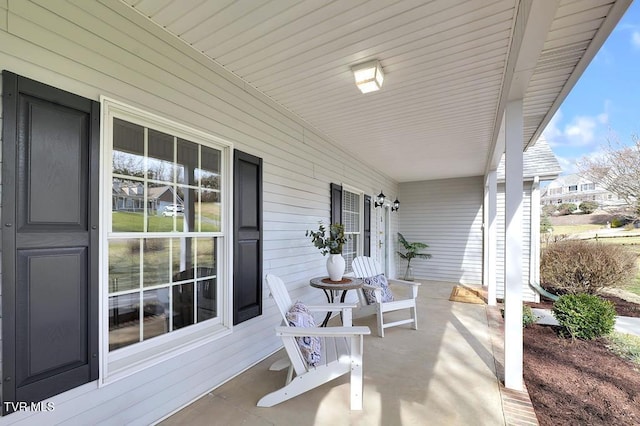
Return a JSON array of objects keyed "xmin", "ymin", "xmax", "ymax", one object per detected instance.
[
  {"xmin": 391, "ymin": 198, "xmax": 400, "ymax": 212},
  {"xmin": 352, "ymin": 59, "xmax": 384, "ymax": 93},
  {"xmin": 374, "ymin": 191, "xmax": 385, "ymax": 208}
]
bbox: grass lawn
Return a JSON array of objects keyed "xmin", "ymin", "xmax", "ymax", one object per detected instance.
[{"xmin": 550, "ymin": 224, "xmax": 603, "ymax": 235}]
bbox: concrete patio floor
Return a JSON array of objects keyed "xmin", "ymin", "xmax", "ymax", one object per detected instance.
[{"xmin": 159, "ymin": 281, "xmax": 536, "ymax": 426}]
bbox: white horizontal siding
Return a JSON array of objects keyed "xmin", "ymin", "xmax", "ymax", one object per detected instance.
[
  {"xmin": 496, "ymin": 182, "xmax": 536, "ymax": 301},
  {"xmin": 398, "ymin": 177, "xmax": 484, "ymax": 285},
  {"xmin": 0, "ymin": 1, "xmax": 396, "ymax": 424}
]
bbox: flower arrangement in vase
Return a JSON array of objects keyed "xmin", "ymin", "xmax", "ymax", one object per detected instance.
[{"xmin": 306, "ymin": 222, "xmax": 348, "ymax": 281}]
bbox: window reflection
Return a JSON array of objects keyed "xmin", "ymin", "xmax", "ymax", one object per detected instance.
[
  {"xmin": 173, "ymin": 283, "xmax": 194, "ymax": 330},
  {"xmin": 143, "ymin": 238, "xmax": 170, "ymax": 287},
  {"xmin": 112, "ymin": 178, "xmax": 145, "ymax": 232},
  {"xmin": 109, "ymin": 294, "xmax": 140, "ymax": 351},
  {"xmin": 198, "ymin": 190, "xmax": 220, "ymax": 232},
  {"xmin": 113, "ymin": 118, "xmax": 144, "ymax": 178},
  {"xmin": 148, "ymin": 129, "xmax": 174, "ymax": 182},
  {"xmin": 109, "ymin": 116, "xmax": 224, "ymax": 351},
  {"xmin": 109, "ymin": 239, "xmax": 140, "ymax": 292},
  {"xmin": 142, "ymin": 288, "xmax": 170, "ymax": 340}
]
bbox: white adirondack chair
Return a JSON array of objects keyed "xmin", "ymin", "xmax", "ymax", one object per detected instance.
[
  {"xmin": 258, "ymin": 274, "xmax": 371, "ymax": 410},
  {"xmin": 351, "ymin": 256, "xmax": 420, "ymax": 337}
]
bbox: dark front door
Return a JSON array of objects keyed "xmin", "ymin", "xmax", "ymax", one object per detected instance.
[{"xmin": 1, "ymin": 72, "xmax": 99, "ymax": 413}]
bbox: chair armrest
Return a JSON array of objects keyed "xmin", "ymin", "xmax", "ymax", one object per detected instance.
[
  {"xmin": 275, "ymin": 326, "xmax": 371, "ymax": 337},
  {"xmin": 306, "ymin": 303, "xmax": 358, "ymax": 312},
  {"xmin": 388, "ymin": 279, "xmax": 421, "ymax": 287}
]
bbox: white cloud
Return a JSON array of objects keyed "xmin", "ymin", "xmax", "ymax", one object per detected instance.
[
  {"xmin": 632, "ymin": 31, "xmax": 640, "ymax": 48},
  {"xmin": 564, "ymin": 116, "xmax": 597, "ymax": 146},
  {"xmin": 554, "ymin": 155, "xmax": 580, "ymax": 175},
  {"xmin": 542, "ymin": 104, "xmax": 611, "ymax": 149}
]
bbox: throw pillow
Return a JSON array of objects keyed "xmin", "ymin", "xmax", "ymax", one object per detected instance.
[
  {"xmin": 362, "ymin": 274, "xmax": 394, "ymax": 304},
  {"xmin": 286, "ymin": 301, "xmax": 322, "ymax": 367}
]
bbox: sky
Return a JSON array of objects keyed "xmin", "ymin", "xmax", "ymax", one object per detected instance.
[{"xmin": 542, "ymin": 1, "xmax": 640, "ymax": 175}]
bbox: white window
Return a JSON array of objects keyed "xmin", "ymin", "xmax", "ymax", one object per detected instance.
[
  {"xmin": 102, "ymin": 98, "xmax": 231, "ymax": 380},
  {"xmin": 580, "ymin": 183, "xmax": 595, "ymax": 191},
  {"xmin": 342, "ymin": 188, "xmax": 363, "ymax": 272}
]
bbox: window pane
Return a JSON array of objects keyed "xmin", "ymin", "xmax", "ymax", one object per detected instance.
[
  {"xmin": 343, "ymin": 238, "xmax": 358, "ymax": 274},
  {"xmin": 109, "ymin": 239, "xmax": 140, "ymax": 292},
  {"xmin": 343, "ymin": 191, "xmax": 360, "ymax": 232},
  {"xmin": 172, "ymin": 237, "xmax": 194, "ymax": 282},
  {"xmin": 142, "ymin": 288, "xmax": 169, "ymax": 340},
  {"xmin": 112, "ymin": 178, "xmax": 145, "ymax": 232},
  {"xmin": 176, "ymin": 186, "xmax": 196, "ymax": 232},
  {"xmin": 198, "ymin": 146, "xmax": 220, "ymax": 189},
  {"xmin": 148, "ymin": 129, "xmax": 174, "ymax": 182},
  {"xmin": 146, "ymin": 182, "xmax": 178, "ymax": 233},
  {"xmin": 143, "ymin": 238, "xmax": 170, "ymax": 287},
  {"xmin": 173, "ymin": 283, "xmax": 194, "ymax": 330},
  {"xmin": 197, "ymin": 278, "xmax": 216, "ymax": 322},
  {"xmin": 177, "ymin": 139, "xmax": 198, "ymax": 186},
  {"xmin": 197, "ymin": 237, "xmax": 216, "ymax": 277},
  {"xmin": 198, "ymin": 190, "xmax": 220, "ymax": 232},
  {"xmin": 109, "ymin": 294, "xmax": 140, "ymax": 351},
  {"xmin": 113, "ymin": 119, "xmax": 144, "ymax": 178}
]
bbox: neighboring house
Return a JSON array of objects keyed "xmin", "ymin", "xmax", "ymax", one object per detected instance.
[
  {"xmin": 112, "ymin": 182, "xmax": 182, "ymax": 214},
  {"xmin": 541, "ymin": 173, "xmax": 627, "ymax": 209},
  {"xmin": 0, "ymin": 1, "xmax": 628, "ymax": 424}
]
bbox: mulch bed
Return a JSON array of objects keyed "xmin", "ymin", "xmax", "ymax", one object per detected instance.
[
  {"xmin": 524, "ymin": 325, "xmax": 640, "ymax": 426},
  {"xmin": 524, "ymin": 294, "xmax": 640, "ymax": 425}
]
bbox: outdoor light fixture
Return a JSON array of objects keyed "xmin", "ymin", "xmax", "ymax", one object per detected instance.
[
  {"xmin": 352, "ymin": 59, "xmax": 384, "ymax": 93},
  {"xmin": 391, "ymin": 198, "xmax": 400, "ymax": 212},
  {"xmin": 374, "ymin": 191, "xmax": 386, "ymax": 208}
]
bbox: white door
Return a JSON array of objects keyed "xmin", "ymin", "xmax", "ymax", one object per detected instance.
[{"xmin": 377, "ymin": 206, "xmax": 390, "ymax": 276}]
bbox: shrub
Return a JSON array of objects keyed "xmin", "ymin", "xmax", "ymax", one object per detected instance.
[
  {"xmin": 523, "ymin": 305, "xmax": 538, "ymax": 328},
  {"xmin": 557, "ymin": 203, "xmax": 577, "ymax": 215},
  {"xmin": 611, "ymin": 217, "xmax": 627, "ymax": 228},
  {"xmin": 500, "ymin": 305, "xmax": 539, "ymax": 328},
  {"xmin": 540, "ymin": 240, "xmax": 638, "ymax": 295},
  {"xmin": 540, "ymin": 214, "xmax": 553, "ymax": 233},
  {"xmin": 552, "ymin": 294, "xmax": 616, "ymax": 340},
  {"xmin": 578, "ymin": 201, "xmax": 599, "ymax": 214},
  {"xmin": 542, "ymin": 204, "xmax": 557, "ymax": 216}
]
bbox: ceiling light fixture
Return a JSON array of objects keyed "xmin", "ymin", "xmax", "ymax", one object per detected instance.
[{"xmin": 352, "ymin": 60, "xmax": 384, "ymax": 93}]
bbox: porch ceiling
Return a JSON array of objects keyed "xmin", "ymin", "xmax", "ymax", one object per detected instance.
[{"xmin": 122, "ymin": 0, "xmax": 629, "ymax": 183}]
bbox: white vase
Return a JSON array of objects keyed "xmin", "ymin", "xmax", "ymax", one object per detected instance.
[{"xmin": 326, "ymin": 254, "xmax": 346, "ymax": 281}]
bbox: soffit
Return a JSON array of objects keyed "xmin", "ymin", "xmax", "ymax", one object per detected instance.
[{"xmin": 121, "ymin": 0, "xmax": 627, "ymax": 183}]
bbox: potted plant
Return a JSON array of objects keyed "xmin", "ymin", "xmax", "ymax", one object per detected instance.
[
  {"xmin": 306, "ymin": 222, "xmax": 348, "ymax": 281},
  {"xmin": 397, "ymin": 232, "xmax": 431, "ymax": 281}
]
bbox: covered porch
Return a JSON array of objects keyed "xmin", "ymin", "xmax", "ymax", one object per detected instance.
[{"xmin": 161, "ymin": 281, "xmax": 535, "ymax": 425}]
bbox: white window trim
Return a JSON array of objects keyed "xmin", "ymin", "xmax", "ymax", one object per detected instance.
[{"xmin": 99, "ymin": 97, "xmax": 233, "ymax": 385}]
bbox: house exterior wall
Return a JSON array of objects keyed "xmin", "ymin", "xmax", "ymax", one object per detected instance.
[
  {"xmin": 496, "ymin": 182, "xmax": 536, "ymax": 301},
  {"xmin": 0, "ymin": 1, "xmax": 397, "ymax": 424},
  {"xmin": 398, "ymin": 177, "xmax": 484, "ymax": 285}
]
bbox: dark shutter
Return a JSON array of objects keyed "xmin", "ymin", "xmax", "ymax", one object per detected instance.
[
  {"xmin": 363, "ymin": 195, "xmax": 372, "ymax": 256},
  {"xmin": 2, "ymin": 71, "xmax": 99, "ymax": 413},
  {"xmin": 233, "ymin": 150, "xmax": 263, "ymax": 325},
  {"xmin": 330, "ymin": 183, "xmax": 342, "ymax": 224}
]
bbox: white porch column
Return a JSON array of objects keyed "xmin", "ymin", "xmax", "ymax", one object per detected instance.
[
  {"xmin": 530, "ymin": 176, "xmax": 541, "ymax": 302},
  {"xmin": 483, "ymin": 171, "xmax": 497, "ymax": 306},
  {"xmin": 504, "ymin": 100, "xmax": 524, "ymax": 390}
]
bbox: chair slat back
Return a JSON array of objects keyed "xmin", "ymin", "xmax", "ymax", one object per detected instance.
[
  {"xmin": 352, "ymin": 256, "xmax": 383, "ymax": 278},
  {"xmin": 265, "ymin": 274, "xmax": 293, "ymax": 324}
]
